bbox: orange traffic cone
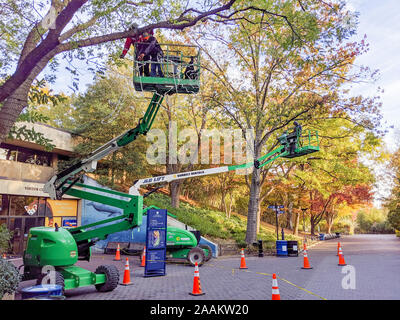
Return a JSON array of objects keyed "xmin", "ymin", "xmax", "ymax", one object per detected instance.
[
  {"xmin": 114, "ymin": 243, "xmax": 121, "ymax": 261},
  {"xmin": 141, "ymin": 246, "xmax": 146, "ymax": 267},
  {"xmin": 337, "ymin": 242, "xmax": 341, "ymax": 256},
  {"xmin": 2, "ymin": 253, "xmax": 6, "ymax": 259},
  {"xmin": 271, "ymin": 273, "xmax": 281, "ymax": 300},
  {"xmin": 189, "ymin": 262, "xmax": 205, "ymax": 296},
  {"xmin": 301, "ymin": 245, "xmax": 313, "ymax": 269},
  {"xmin": 239, "ymin": 248, "xmax": 248, "ymax": 269},
  {"xmin": 338, "ymin": 246, "xmax": 346, "ymax": 266},
  {"xmin": 120, "ymin": 258, "xmax": 133, "ymax": 286}
]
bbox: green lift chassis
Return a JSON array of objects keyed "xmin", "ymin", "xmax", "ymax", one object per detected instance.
[
  {"xmin": 22, "ymin": 184, "xmax": 143, "ymax": 292},
  {"xmin": 22, "ymin": 182, "xmax": 213, "ymax": 292},
  {"xmin": 21, "ymin": 187, "xmax": 212, "ymax": 292}
]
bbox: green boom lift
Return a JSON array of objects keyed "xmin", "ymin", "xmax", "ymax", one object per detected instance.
[{"xmin": 22, "ymin": 44, "xmax": 202, "ymax": 292}]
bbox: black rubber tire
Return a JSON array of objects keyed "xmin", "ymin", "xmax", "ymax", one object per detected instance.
[
  {"xmin": 199, "ymin": 244, "xmax": 213, "ymax": 262},
  {"xmin": 36, "ymin": 271, "xmax": 65, "ymax": 295},
  {"xmin": 95, "ymin": 265, "xmax": 119, "ymax": 292},
  {"xmin": 187, "ymin": 247, "xmax": 205, "ymax": 266}
]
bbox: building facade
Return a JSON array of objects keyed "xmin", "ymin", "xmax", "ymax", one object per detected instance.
[{"xmin": 0, "ymin": 122, "xmax": 80, "ymax": 255}]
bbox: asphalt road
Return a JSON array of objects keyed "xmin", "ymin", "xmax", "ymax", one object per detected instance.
[{"xmin": 14, "ymin": 234, "xmax": 400, "ymax": 300}]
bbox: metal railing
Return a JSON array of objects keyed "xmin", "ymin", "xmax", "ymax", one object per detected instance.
[
  {"xmin": 133, "ymin": 43, "xmax": 200, "ymax": 81},
  {"xmin": 298, "ymin": 129, "xmax": 319, "ymax": 149}
]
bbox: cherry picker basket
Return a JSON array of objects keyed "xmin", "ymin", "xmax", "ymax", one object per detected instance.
[
  {"xmin": 282, "ymin": 129, "xmax": 320, "ymax": 158},
  {"xmin": 133, "ymin": 43, "xmax": 200, "ymax": 94}
]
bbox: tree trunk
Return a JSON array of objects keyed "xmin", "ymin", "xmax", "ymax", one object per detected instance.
[
  {"xmin": 220, "ymin": 191, "xmax": 226, "ymax": 212},
  {"xmin": 0, "ymin": 50, "xmax": 56, "ymax": 144},
  {"xmin": 293, "ymin": 211, "xmax": 300, "ymax": 235},
  {"xmin": 310, "ymin": 220, "xmax": 315, "ymax": 236},
  {"xmin": 286, "ymin": 201, "xmax": 293, "ymax": 230},
  {"xmin": 228, "ymin": 193, "xmax": 233, "ymax": 219},
  {"xmin": 170, "ymin": 181, "xmax": 181, "ymax": 208},
  {"xmin": 0, "ymin": 81, "xmax": 31, "ymax": 143},
  {"xmin": 256, "ymin": 199, "xmax": 263, "ymax": 234},
  {"xmin": 310, "ymin": 212, "xmax": 324, "ymax": 235},
  {"xmin": 245, "ymin": 144, "xmax": 262, "ymax": 244},
  {"xmin": 326, "ymin": 215, "xmax": 334, "ymax": 233},
  {"xmin": 246, "ymin": 170, "xmax": 261, "ymax": 244}
]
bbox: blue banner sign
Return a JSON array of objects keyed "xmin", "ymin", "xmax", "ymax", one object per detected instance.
[
  {"xmin": 62, "ymin": 218, "xmax": 77, "ymax": 228},
  {"xmin": 268, "ymin": 205, "xmax": 284, "ymax": 209},
  {"xmin": 145, "ymin": 209, "xmax": 167, "ymax": 277}
]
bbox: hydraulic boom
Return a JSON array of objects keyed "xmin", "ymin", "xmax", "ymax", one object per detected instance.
[{"xmin": 44, "ymin": 92, "xmax": 165, "ymax": 200}]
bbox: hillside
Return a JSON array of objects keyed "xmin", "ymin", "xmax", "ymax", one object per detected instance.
[{"xmin": 144, "ymin": 192, "xmax": 303, "ymax": 248}]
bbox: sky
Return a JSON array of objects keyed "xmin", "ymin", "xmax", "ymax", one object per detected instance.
[
  {"xmin": 346, "ymin": 0, "xmax": 400, "ymax": 151},
  {"xmin": 344, "ymin": 0, "xmax": 400, "ymax": 205}
]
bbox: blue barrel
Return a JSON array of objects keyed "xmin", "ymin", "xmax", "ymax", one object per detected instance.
[
  {"xmin": 319, "ymin": 233, "xmax": 325, "ymax": 240},
  {"xmin": 20, "ymin": 284, "xmax": 63, "ymax": 300},
  {"xmin": 276, "ymin": 240, "xmax": 288, "ymax": 256}
]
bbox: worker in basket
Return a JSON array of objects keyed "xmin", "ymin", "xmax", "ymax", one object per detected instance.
[
  {"xmin": 184, "ymin": 56, "xmax": 199, "ymax": 80},
  {"xmin": 120, "ymin": 24, "xmax": 144, "ymax": 59},
  {"xmin": 119, "ymin": 24, "xmax": 151, "ymax": 76},
  {"xmin": 137, "ymin": 30, "xmax": 164, "ymax": 78},
  {"xmin": 286, "ymin": 121, "xmax": 302, "ymax": 155}
]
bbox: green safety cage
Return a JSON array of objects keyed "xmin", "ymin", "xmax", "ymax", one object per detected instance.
[
  {"xmin": 282, "ymin": 129, "xmax": 320, "ymax": 158},
  {"xmin": 133, "ymin": 43, "xmax": 200, "ymax": 94}
]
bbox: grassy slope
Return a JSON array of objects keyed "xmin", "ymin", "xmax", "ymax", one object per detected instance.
[{"xmin": 144, "ymin": 192, "xmax": 302, "ymax": 248}]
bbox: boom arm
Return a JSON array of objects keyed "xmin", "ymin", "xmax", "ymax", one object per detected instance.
[
  {"xmin": 129, "ymin": 127, "xmax": 320, "ymax": 195},
  {"xmin": 129, "ymin": 162, "xmax": 253, "ymax": 196},
  {"xmin": 254, "ymin": 145, "xmax": 285, "ymax": 169},
  {"xmin": 59, "ymin": 181, "xmax": 145, "ymax": 260},
  {"xmin": 57, "ymin": 144, "xmax": 284, "ymax": 259},
  {"xmin": 44, "ymin": 92, "xmax": 165, "ymax": 200},
  {"xmin": 129, "ymin": 145, "xmax": 287, "ymax": 196}
]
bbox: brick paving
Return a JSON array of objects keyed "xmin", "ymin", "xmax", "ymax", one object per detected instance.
[{"xmin": 13, "ymin": 234, "xmax": 400, "ymax": 300}]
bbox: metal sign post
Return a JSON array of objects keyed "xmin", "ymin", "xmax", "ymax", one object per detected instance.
[
  {"xmin": 268, "ymin": 205, "xmax": 284, "ymax": 240},
  {"xmin": 275, "ymin": 206, "xmax": 279, "ymax": 240}
]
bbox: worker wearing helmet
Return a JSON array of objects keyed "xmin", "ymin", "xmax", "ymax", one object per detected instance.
[
  {"xmin": 137, "ymin": 30, "xmax": 164, "ymax": 77},
  {"xmin": 287, "ymin": 121, "xmax": 302, "ymax": 155}
]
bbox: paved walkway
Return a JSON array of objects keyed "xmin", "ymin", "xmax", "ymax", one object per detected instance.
[{"xmin": 14, "ymin": 234, "xmax": 400, "ymax": 300}]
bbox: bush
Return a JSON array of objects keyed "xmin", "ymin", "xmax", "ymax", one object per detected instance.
[
  {"xmin": 0, "ymin": 224, "xmax": 13, "ymax": 253},
  {"xmin": 0, "ymin": 259, "xmax": 21, "ymax": 299},
  {"xmin": 388, "ymin": 208, "xmax": 400, "ymax": 231},
  {"xmin": 356, "ymin": 209, "xmax": 393, "ymax": 234}
]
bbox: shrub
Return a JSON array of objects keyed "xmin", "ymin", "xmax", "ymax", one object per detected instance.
[
  {"xmin": 356, "ymin": 209, "xmax": 393, "ymax": 234},
  {"xmin": 388, "ymin": 208, "xmax": 400, "ymax": 231},
  {"xmin": 0, "ymin": 259, "xmax": 21, "ymax": 299},
  {"xmin": 0, "ymin": 224, "xmax": 13, "ymax": 253}
]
